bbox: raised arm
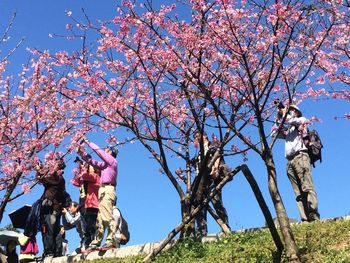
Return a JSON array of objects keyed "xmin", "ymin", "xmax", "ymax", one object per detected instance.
[
  {"xmin": 78, "ymin": 142, "xmax": 107, "ymax": 170},
  {"xmin": 286, "ymin": 116, "xmax": 308, "ymax": 126},
  {"xmin": 271, "ymin": 108, "xmax": 288, "ymax": 139},
  {"xmin": 63, "ymin": 210, "xmax": 81, "ymax": 225},
  {"xmin": 86, "ymin": 141, "xmax": 115, "ymax": 166}
]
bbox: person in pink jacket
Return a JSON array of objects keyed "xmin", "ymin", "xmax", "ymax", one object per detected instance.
[
  {"xmin": 78, "ymin": 138, "xmax": 118, "ymax": 249},
  {"xmin": 71, "ymin": 159, "xmax": 100, "ymax": 250}
]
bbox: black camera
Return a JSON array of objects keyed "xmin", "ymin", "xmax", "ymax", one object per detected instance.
[
  {"xmin": 274, "ymin": 99, "xmax": 285, "ymax": 109},
  {"xmin": 74, "ymin": 156, "xmax": 82, "ymax": 163}
]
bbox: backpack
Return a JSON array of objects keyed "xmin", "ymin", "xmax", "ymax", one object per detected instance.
[
  {"xmin": 303, "ymin": 129, "xmax": 323, "ymax": 167},
  {"xmin": 113, "ymin": 208, "xmax": 130, "ymax": 245},
  {"xmin": 19, "ymin": 234, "xmax": 39, "ymax": 255},
  {"xmin": 119, "ymin": 214, "xmax": 130, "ymax": 245},
  {"xmin": 24, "ymin": 199, "xmax": 42, "ymax": 237}
]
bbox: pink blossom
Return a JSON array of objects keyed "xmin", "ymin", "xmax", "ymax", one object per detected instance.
[
  {"xmin": 271, "ymin": 125, "xmax": 279, "ymax": 132},
  {"xmin": 273, "ymin": 85, "xmax": 281, "ymax": 92},
  {"xmin": 231, "ymin": 145, "xmax": 239, "ymax": 153},
  {"xmin": 267, "ymin": 14, "xmax": 278, "ymax": 25},
  {"xmin": 211, "ymin": 134, "xmax": 219, "ymax": 145},
  {"xmin": 309, "ymin": 116, "xmax": 322, "ymax": 123},
  {"xmin": 22, "ymin": 184, "xmax": 31, "ymax": 194},
  {"xmin": 316, "ymin": 75, "xmax": 325, "ymax": 84},
  {"xmin": 307, "ymin": 88, "xmax": 317, "ymax": 97},
  {"xmin": 72, "ymin": 168, "xmax": 79, "ymax": 176},
  {"xmin": 122, "ymin": 1, "xmax": 134, "ymax": 9}
]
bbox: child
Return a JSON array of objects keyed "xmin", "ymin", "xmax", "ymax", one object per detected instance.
[
  {"xmin": 59, "ymin": 226, "xmax": 69, "ymax": 256},
  {"xmin": 62, "ymin": 202, "xmax": 83, "ymax": 253},
  {"xmin": 18, "ymin": 233, "xmax": 38, "ymax": 263},
  {"xmin": 6, "ymin": 240, "xmax": 18, "ymax": 263}
]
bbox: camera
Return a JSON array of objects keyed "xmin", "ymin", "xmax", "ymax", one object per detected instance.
[
  {"xmin": 74, "ymin": 156, "xmax": 82, "ymax": 163},
  {"xmin": 274, "ymin": 99, "xmax": 285, "ymax": 109}
]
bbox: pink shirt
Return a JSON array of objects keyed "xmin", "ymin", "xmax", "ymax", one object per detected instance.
[{"xmin": 83, "ymin": 142, "xmax": 118, "ymax": 186}]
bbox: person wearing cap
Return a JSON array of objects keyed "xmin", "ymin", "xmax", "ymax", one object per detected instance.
[
  {"xmin": 275, "ymin": 104, "xmax": 320, "ymax": 222},
  {"xmin": 78, "ymin": 138, "xmax": 118, "ymax": 249}
]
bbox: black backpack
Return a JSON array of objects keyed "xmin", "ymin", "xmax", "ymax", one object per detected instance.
[
  {"xmin": 303, "ymin": 129, "xmax": 323, "ymax": 167},
  {"xmin": 120, "ymin": 214, "xmax": 130, "ymax": 245},
  {"xmin": 114, "ymin": 208, "xmax": 130, "ymax": 245}
]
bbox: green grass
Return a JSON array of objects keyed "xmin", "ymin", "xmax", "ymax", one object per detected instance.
[{"xmin": 83, "ymin": 218, "xmax": 350, "ymax": 263}]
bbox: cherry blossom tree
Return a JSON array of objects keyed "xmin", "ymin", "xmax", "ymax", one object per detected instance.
[
  {"xmin": 18, "ymin": 0, "xmax": 282, "ymax": 254},
  {"xmin": 2, "ymin": 0, "xmax": 350, "ymax": 262},
  {"xmin": 311, "ymin": 1, "xmax": 350, "ymax": 120},
  {"xmin": 45, "ymin": 1, "xmax": 347, "ymax": 261},
  {"xmin": 0, "ymin": 15, "xmax": 88, "ymax": 222},
  {"xmin": 0, "ymin": 55, "xmax": 83, "ymax": 222}
]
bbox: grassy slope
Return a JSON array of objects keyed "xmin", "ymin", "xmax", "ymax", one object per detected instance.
[{"xmin": 86, "ymin": 218, "xmax": 350, "ymax": 263}]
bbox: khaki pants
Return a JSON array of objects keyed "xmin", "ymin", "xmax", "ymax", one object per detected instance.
[
  {"xmin": 287, "ymin": 152, "xmax": 319, "ymax": 221},
  {"xmin": 92, "ymin": 185, "xmax": 116, "ymax": 246}
]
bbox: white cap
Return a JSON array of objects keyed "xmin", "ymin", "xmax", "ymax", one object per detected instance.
[{"xmin": 288, "ymin": 105, "xmax": 302, "ymax": 117}]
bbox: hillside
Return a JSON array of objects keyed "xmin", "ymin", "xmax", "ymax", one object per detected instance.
[{"xmin": 67, "ymin": 217, "xmax": 350, "ymax": 263}]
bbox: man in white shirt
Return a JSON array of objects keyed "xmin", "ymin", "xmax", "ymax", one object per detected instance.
[{"xmin": 276, "ymin": 104, "xmax": 320, "ymax": 222}]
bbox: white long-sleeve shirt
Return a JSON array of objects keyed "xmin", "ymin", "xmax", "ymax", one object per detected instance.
[
  {"xmin": 63, "ymin": 211, "xmax": 84, "ymax": 239},
  {"xmin": 284, "ymin": 115, "xmax": 309, "ymax": 158},
  {"xmin": 274, "ymin": 114, "xmax": 309, "ymax": 159},
  {"xmin": 64, "ymin": 211, "xmax": 81, "ymax": 225}
]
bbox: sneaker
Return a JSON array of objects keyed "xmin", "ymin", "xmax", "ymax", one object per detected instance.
[
  {"xmin": 86, "ymin": 244, "xmax": 98, "ymax": 250},
  {"xmin": 101, "ymin": 243, "xmax": 115, "ymax": 249},
  {"xmin": 308, "ymin": 213, "xmax": 320, "ymax": 222},
  {"xmin": 43, "ymin": 254, "xmax": 54, "ymax": 263}
]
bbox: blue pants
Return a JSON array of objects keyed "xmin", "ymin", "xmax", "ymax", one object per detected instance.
[{"xmin": 41, "ymin": 209, "xmax": 62, "ymax": 257}]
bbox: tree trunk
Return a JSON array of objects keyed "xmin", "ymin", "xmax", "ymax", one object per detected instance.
[
  {"xmin": 240, "ymin": 164, "xmax": 283, "ymax": 254},
  {"xmin": 0, "ymin": 172, "xmax": 22, "ymax": 223},
  {"xmin": 180, "ymin": 196, "xmax": 195, "ymax": 238},
  {"xmin": 207, "ymin": 206, "xmax": 231, "ymax": 234},
  {"xmin": 143, "ymin": 165, "xmax": 284, "ymax": 262},
  {"xmin": 265, "ymin": 155, "xmax": 301, "ymax": 263},
  {"xmin": 143, "ymin": 166, "xmax": 241, "ymax": 263}
]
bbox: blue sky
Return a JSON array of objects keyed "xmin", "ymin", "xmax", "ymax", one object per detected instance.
[{"xmin": 1, "ymin": 0, "xmax": 350, "ymax": 256}]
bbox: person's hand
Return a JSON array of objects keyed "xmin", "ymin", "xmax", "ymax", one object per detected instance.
[
  {"xmin": 62, "ymin": 207, "xmax": 67, "ymax": 214},
  {"xmin": 277, "ymin": 108, "xmax": 287, "ymax": 119},
  {"xmin": 33, "ymin": 162, "xmax": 42, "ymax": 171},
  {"xmin": 82, "ymin": 136, "xmax": 89, "ymax": 144},
  {"xmin": 211, "ymin": 167, "xmax": 220, "ymax": 179},
  {"xmin": 77, "ymin": 145, "xmax": 85, "ymax": 156}
]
